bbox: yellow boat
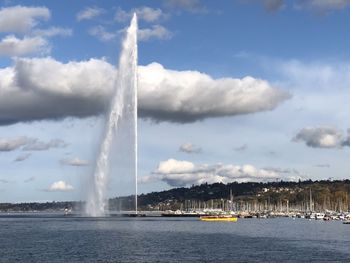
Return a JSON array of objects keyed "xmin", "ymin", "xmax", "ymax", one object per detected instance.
[{"xmin": 200, "ymin": 215, "xmax": 238, "ymax": 222}]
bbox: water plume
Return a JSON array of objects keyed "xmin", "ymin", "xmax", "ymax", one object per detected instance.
[{"xmin": 86, "ymin": 14, "xmax": 138, "ymax": 216}]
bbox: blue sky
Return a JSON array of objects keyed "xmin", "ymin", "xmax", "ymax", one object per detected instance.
[{"xmin": 1, "ymin": 0, "xmax": 350, "ymax": 202}]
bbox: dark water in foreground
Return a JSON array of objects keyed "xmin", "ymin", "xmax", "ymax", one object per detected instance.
[{"xmin": 1, "ymin": 214, "xmax": 350, "ymax": 262}]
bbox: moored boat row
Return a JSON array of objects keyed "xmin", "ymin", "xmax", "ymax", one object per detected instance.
[{"xmin": 160, "ymin": 209, "xmax": 350, "ymax": 222}]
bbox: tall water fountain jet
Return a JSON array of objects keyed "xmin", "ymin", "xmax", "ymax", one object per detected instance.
[{"xmin": 85, "ymin": 14, "xmax": 138, "ymax": 217}]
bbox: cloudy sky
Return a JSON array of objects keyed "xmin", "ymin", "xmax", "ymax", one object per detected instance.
[{"xmin": 1, "ymin": 0, "xmax": 350, "ymax": 202}]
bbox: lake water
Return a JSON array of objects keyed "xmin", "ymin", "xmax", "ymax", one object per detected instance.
[{"xmin": 1, "ymin": 214, "xmax": 350, "ymax": 262}]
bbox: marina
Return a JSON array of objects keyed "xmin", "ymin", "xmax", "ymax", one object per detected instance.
[{"xmin": 160, "ymin": 209, "xmax": 350, "ymax": 221}]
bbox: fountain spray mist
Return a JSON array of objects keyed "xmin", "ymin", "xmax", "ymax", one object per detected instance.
[{"xmin": 86, "ymin": 14, "xmax": 138, "ymax": 217}]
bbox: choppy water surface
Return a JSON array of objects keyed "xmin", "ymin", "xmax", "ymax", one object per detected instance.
[{"xmin": 1, "ymin": 215, "xmax": 350, "ymax": 262}]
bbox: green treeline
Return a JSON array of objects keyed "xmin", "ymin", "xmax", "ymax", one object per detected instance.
[
  {"xmin": 110, "ymin": 180, "xmax": 350, "ymax": 212},
  {"xmin": 1, "ymin": 180, "xmax": 350, "ymax": 212}
]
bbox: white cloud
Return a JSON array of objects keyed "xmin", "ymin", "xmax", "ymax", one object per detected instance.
[
  {"xmin": 88, "ymin": 26, "xmax": 116, "ymax": 42},
  {"xmin": 248, "ymin": 0, "xmax": 350, "ymax": 13},
  {"xmin": 60, "ymin": 157, "xmax": 89, "ymax": 166},
  {"xmin": 46, "ymin": 180, "xmax": 74, "ymax": 192},
  {"xmin": 0, "ymin": 5, "xmax": 50, "ymax": 33},
  {"xmin": 179, "ymin": 143, "xmax": 202, "ymax": 153},
  {"xmin": 267, "ymin": 59, "xmax": 350, "ymax": 134},
  {"xmin": 76, "ymin": 6, "xmax": 104, "ymax": 21},
  {"xmin": 293, "ymin": 126, "xmax": 349, "ymax": 148},
  {"xmin": 0, "ymin": 35, "xmax": 49, "ymax": 56},
  {"xmin": 138, "ymin": 25, "xmax": 173, "ymax": 41},
  {"xmin": 163, "ymin": 0, "xmax": 206, "ymax": 13},
  {"xmin": 0, "ymin": 6, "xmax": 72, "ymax": 57},
  {"xmin": 14, "ymin": 153, "xmax": 31, "ymax": 162},
  {"xmin": 135, "ymin": 6, "xmax": 168, "ymax": 22},
  {"xmin": 23, "ymin": 139, "xmax": 67, "ymax": 151},
  {"xmin": 247, "ymin": 0, "xmax": 285, "ymax": 12},
  {"xmin": 33, "ymin": 27, "xmax": 73, "ymax": 37},
  {"xmin": 141, "ymin": 159, "xmax": 301, "ymax": 187},
  {"xmin": 156, "ymin": 159, "xmax": 195, "ymax": 174},
  {"xmin": 0, "ymin": 137, "xmax": 29, "ymax": 151},
  {"xmin": 0, "ymin": 57, "xmax": 114, "ymax": 124},
  {"xmin": 295, "ymin": 0, "xmax": 350, "ymax": 13},
  {"xmin": 0, "ymin": 57, "xmax": 288, "ymax": 124},
  {"xmin": 114, "ymin": 7, "xmax": 129, "ymax": 22},
  {"xmin": 262, "ymin": 0, "xmax": 285, "ymax": 11},
  {"xmin": 277, "ymin": 60, "xmax": 350, "ymax": 90},
  {"xmin": 0, "ymin": 136, "xmax": 67, "ymax": 151},
  {"xmin": 138, "ymin": 62, "xmax": 289, "ymax": 122},
  {"xmin": 116, "ymin": 6, "xmax": 168, "ymax": 22}
]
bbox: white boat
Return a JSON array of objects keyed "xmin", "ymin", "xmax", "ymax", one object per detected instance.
[
  {"xmin": 315, "ymin": 213, "xmax": 325, "ymax": 220},
  {"xmin": 64, "ymin": 208, "xmax": 72, "ymax": 215}
]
